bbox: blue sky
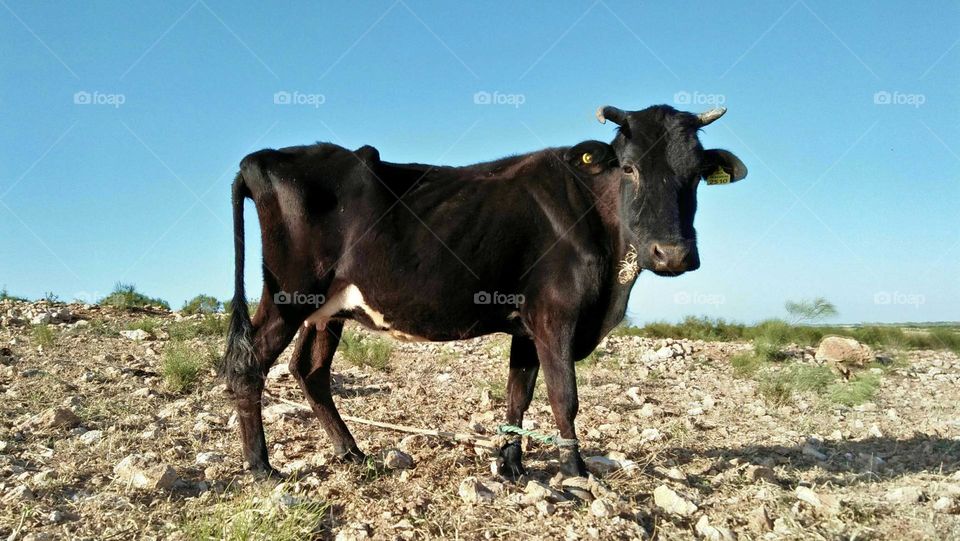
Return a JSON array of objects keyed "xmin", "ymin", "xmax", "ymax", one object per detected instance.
[{"xmin": 1, "ymin": 0, "xmax": 957, "ymax": 324}]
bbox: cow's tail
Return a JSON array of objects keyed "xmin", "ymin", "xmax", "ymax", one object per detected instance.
[{"xmin": 220, "ymin": 172, "xmax": 259, "ymax": 395}]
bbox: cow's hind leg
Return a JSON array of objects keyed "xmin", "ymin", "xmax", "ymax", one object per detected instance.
[
  {"xmin": 534, "ymin": 331, "xmax": 587, "ymax": 477},
  {"xmin": 498, "ymin": 335, "xmax": 539, "ymax": 479},
  {"xmin": 229, "ymin": 299, "xmax": 299, "ymax": 475},
  {"xmin": 290, "ymin": 321, "xmax": 364, "ymax": 463}
]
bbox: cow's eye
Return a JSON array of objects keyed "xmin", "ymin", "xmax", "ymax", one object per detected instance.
[{"xmin": 621, "ymin": 164, "xmax": 638, "ymax": 178}]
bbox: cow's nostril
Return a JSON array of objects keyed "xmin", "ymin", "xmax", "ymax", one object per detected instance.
[{"xmin": 651, "ymin": 244, "xmax": 668, "ymax": 266}]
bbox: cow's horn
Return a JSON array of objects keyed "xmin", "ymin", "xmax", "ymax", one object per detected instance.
[
  {"xmin": 697, "ymin": 107, "xmax": 726, "ymax": 126},
  {"xmin": 596, "ymin": 105, "xmax": 627, "ymax": 126}
]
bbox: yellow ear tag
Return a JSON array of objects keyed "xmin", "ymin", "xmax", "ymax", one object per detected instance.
[
  {"xmin": 706, "ymin": 166, "xmax": 731, "ymax": 185},
  {"xmin": 581, "ymin": 152, "xmax": 593, "ymax": 164}
]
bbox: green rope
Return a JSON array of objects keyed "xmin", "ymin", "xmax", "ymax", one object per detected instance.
[{"xmin": 497, "ymin": 424, "xmax": 559, "ymax": 446}]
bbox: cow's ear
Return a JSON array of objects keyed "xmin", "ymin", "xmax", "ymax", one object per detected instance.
[
  {"xmin": 701, "ymin": 149, "xmax": 747, "ymax": 185},
  {"xmin": 565, "ymin": 140, "xmax": 617, "ymax": 175}
]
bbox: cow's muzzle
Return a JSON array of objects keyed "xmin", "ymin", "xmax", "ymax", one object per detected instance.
[{"xmin": 649, "ymin": 242, "xmax": 700, "ymax": 274}]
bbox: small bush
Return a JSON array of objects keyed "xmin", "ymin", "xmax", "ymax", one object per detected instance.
[
  {"xmin": 757, "ymin": 364, "xmax": 835, "ymax": 405},
  {"xmin": 162, "ymin": 342, "xmax": 215, "ymax": 392},
  {"xmin": 0, "ymin": 287, "xmax": 28, "ymax": 302},
  {"xmin": 180, "ymin": 488, "xmax": 328, "ymax": 540},
  {"xmin": 100, "ymin": 283, "xmax": 170, "ymax": 310},
  {"xmin": 181, "ymin": 294, "xmax": 222, "ymax": 315},
  {"xmin": 339, "ymin": 329, "xmax": 392, "ymax": 370},
  {"xmin": 730, "ymin": 352, "xmax": 763, "ymax": 377},
  {"xmin": 88, "ymin": 318, "xmax": 120, "ymax": 337},
  {"xmin": 828, "ymin": 372, "xmax": 881, "ymax": 406},
  {"xmin": 168, "ymin": 315, "xmax": 228, "ymax": 340},
  {"xmin": 31, "ymin": 324, "xmax": 55, "ymax": 348},
  {"xmin": 125, "ymin": 318, "xmax": 162, "ymax": 335}
]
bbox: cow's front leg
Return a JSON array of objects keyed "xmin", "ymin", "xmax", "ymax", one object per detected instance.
[
  {"xmin": 498, "ymin": 335, "xmax": 539, "ymax": 479},
  {"xmin": 535, "ymin": 335, "xmax": 587, "ymax": 477}
]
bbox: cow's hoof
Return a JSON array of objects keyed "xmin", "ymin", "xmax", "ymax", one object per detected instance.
[
  {"xmin": 335, "ymin": 446, "xmax": 367, "ymax": 465},
  {"xmin": 497, "ymin": 440, "xmax": 526, "ymax": 480},
  {"xmin": 559, "ymin": 449, "xmax": 588, "ymax": 478}
]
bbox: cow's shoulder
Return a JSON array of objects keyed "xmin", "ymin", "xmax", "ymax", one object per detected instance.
[{"xmin": 562, "ymin": 140, "xmax": 618, "ymax": 175}]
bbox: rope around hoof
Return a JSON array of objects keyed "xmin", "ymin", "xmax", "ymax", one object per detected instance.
[{"xmin": 497, "ymin": 424, "xmax": 579, "ymax": 448}]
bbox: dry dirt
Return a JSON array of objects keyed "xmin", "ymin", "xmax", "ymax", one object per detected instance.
[{"xmin": 2, "ymin": 300, "xmax": 959, "ymax": 540}]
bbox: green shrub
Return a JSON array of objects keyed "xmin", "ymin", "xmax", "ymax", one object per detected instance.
[
  {"xmin": 31, "ymin": 324, "xmax": 55, "ymax": 348},
  {"xmin": 0, "ymin": 287, "xmax": 28, "ymax": 302},
  {"xmin": 162, "ymin": 342, "xmax": 215, "ymax": 392},
  {"xmin": 125, "ymin": 318, "xmax": 162, "ymax": 335},
  {"xmin": 828, "ymin": 372, "xmax": 881, "ymax": 406},
  {"xmin": 339, "ymin": 329, "xmax": 392, "ymax": 370},
  {"xmin": 180, "ymin": 489, "xmax": 328, "ymax": 541},
  {"xmin": 168, "ymin": 315, "xmax": 228, "ymax": 340},
  {"xmin": 181, "ymin": 294, "xmax": 222, "ymax": 315},
  {"xmin": 100, "ymin": 283, "xmax": 170, "ymax": 310},
  {"xmin": 757, "ymin": 364, "xmax": 835, "ymax": 405}
]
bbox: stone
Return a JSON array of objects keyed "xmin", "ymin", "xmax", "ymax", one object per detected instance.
[
  {"xmin": 626, "ymin": 386, "xmax": 644, "ymax": 405},
  {"xmin": 695, "ymin": 515, "xmax": 736, "ymax": 541},
  {"xmin": 535, "ymin": 500, "xmax": 557, "ymax": 516},
  {"xmin": 262, "ymin": 403, "xmax": 310, "ymax": 423},
  {"xmin": 384, "ymin": 449, "xmax": 414, "ymax": 470},
  {"xmin": 590, "ymin": 498, "xmax": 617, "ymax": 518},
  {"xmin": 933, "ymin": 496, "xmax": 955, "ymax": 512},
  {"xmin": 28, "ymin": 407, "xmax": 81, "ymax": 430},
  {"xmin": 561, "ymin": 477, "xmax": 594, "ymax": 501},
  {"xmin": 119, "ymin": 329, "xmax": 151, "ymax": 341},
  {"xmin": 2, "ymin": 485, "xmax": 34, "ymax": 503},
  {"xmin": 656, "ymin": 346, "xmax": 674, "ymax": 360},
  {"xmin": 267, "ymin": 362, "xmax": 291, "ymax": 379},
  {"xmin": 523, "ymin": 480, "xmax": 566, "ymax": 504},
  {"xmin": 749, "ymin": 506, "xmax": 773, "ymax": 532},
  {"xmin": 78, "ymin": 430, "xmax": 103, "ymax": 445},
  {"xmin": 458, "ymin": 476, "xmax": 494, "ymax": 504},
  {"xmin": 195, "ymin": 452, "xmax": 224, "ymax": 466},
  {"xmin": 815, "ymin": 336, "xmax": 873, "ymax": 376},
  {"xmin": 801, "ymin": 443, "xmax": 827, "ymax": 461},
  {"xmin": 653, "ymin": 485, "xmax": 698, "ymax": 517},
  {"xmin": 885, "ymin": 486, "xmax": 923, "ymax": 504},
  {"xmin": 795, "ymin": 486, "xmax": 840, "ymax": 514},
  {"xmin": 113, "ymin": 454, "xmax": 178, "ymax": 490},
  {"xmin": 641, "ymin": 428, "xmax": 663, "ymax": 442},
  {"xmin": 745, "ymin": 465, "xmax": 776, "ymax": 483},
  {"xmin": 584, "ymin": 455, "xmax": 621, "ymax": 475}
]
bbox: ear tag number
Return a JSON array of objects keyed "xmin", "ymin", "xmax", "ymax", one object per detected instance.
[{"xmin": 706, "ymin": 167, "xmax": 731, "ymax": 185}]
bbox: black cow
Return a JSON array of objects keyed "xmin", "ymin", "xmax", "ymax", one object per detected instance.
[{"xmin": 221, "ymin": 104, "xmax": 747, "ymax": 478}]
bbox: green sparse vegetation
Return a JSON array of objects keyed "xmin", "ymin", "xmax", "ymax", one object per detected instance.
[
  {"xmin": 125, "ymin": 317, "xmax": 162, "ymax": 335},
  {"xmin": 100, "ymin": 283, "xmax": 170, "ymax": 310},
  {"xmin": 0, "ymin": 286, "xmax": 28, "ymax": 302},
  {"xmin": 162, "ymin": 341, "xmax": 216, "ymax": 393},
  {"xmin": 42, "ymin": 291, "xmax": 60, "ymax": 303},
  {"xmin": 87, "ymin": 318, "xmax": 120, "ymax": 337},
  {"xmin": 828, "ymin": 372, "xmax": 882, "ymax": 406},
  {"xmin": 31, "ymin": 324, "xmax": 55, "ymax": 348},
  {"xmin": 181, "ymin": 294, "xmax": 222, "ymax": 315},
  {"xmin": 339, "ymin": 329, "xmax": 393, "ymax": 371},
  {"xmin": 168, "ymin": 315, "xmax": 228, "ymax": 340},
  {"xmin": 180, "ymin": 488, "xmax": 328, "ymax": 541},
  {"xmin": 785, "ymin": 297, "xmax": 838, "ymax": 324}
]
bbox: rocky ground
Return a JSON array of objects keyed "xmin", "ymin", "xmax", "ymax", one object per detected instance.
[{"xmin": 1, "ymin": 299, "xmax": 959, "ymax": 540}]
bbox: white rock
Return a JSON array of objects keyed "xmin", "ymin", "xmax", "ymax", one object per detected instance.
[
  {"xmin": 78, "ymin": 430, "xmax": 103, "ymax": 445},
  {"xmin": 653, "ymin": 485, "xmax": 698, "ymax": 517},
  {"xmin": 262, "ymin": 403, "xmax": 310, "ymax": 423},
  {"xmin": 590, "ymin": 498, "xmax": 617, "ymax": 518},
  {"xmin": 458, "ymin": 476, "xmax": 494, "ymax": 504},
  {"xmin": 384, "ymin": 449, "xmax": 414, "ymax": 470},
  {"xmin": 584, "ymin": 455, "xmax": 621, "ymax": 475},
  {"xmin": 885, "ymin": 486, "xmax": 923, "ymax": 504},
  {"xmin": 25, "ymin": 407, "xmax": 81, "ymax": 430},
  {"xmin": 933, "ymin": 496, "xmax": 955, "ymax": 512},
  {"xmin": 119, "ymin": 329, "xmax": 151, "ymax": 341},
  {"xmin": 113, "ymin": 454, "xmax": 178, "ymax": 490},
  {"xmin": 656, "ymin": 346, "xmax": 674, "ymax": 360},
  {"xmin": 195, "ymin": 452, "xmax": 224, "ymax": 466},
  {"xmin": 267, "ymin": 362, "xmax": 291, "ymax": 379},
  {"xmin": 641, "ymin": 428, "xmax": 663, "ymax": 442},
  {"xmin": 625, "ymin": 387, "xmax": 644, "ymax": 405},
  {"xmin": 695, "ymin": 515, "xmax": 736, "ymax": 541},
  {"xmin": 523, "ymin": 480, "xmax": 566, "ymax": 504},
  {"xmin": 795, "ymin": 486, "xmax": 840, "ymax": 514}
]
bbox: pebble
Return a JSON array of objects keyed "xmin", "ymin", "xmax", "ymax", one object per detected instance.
[
  {"xmin": 584, "ymin": 455, "xmax": 621, "ymax": 475},
  {"xmin": 795, "ymin": 486, "xmax": 840, "ymax": 514},
  {"xmin": 653, "ymin": 485, "xmax": 697, "ymax": 517},
  {"xmin": 885, "ymin": 486, "xmax": 924, "ymax": 504},
  {"xmin": 113, "ymin": 454, "xmax": 179, "ymax": 490},
  {"xmin": 458, "ymin": 476, "xmax": 494, "ymax": 504},
  {"xmin": 933, "ymin": 496, "xmax": 955, "ymax": 512},
  {"xmin": 79, "ymin": 430, "xmax": 103, "ymax": 445},
  {"xmin": 384, "ymin": 449, "xmax": 414, "ymax": 470},
  {"xmin": 590, "ymin": 498, "xmax": 617, "ymax": 518},
  {"xmin": 119, "ymin": 329, "xmax": 151, "ymax": 341},
  {"xmin": 695, "ymin": 515, "xmax": 736, "ymax": 541}
]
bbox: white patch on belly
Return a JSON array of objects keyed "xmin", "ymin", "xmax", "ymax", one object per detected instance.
[{"xmin": 304, "ymin": 284, "xmax": 427, "ymax": 341}]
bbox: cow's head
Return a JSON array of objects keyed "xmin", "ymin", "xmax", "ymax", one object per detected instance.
[{"xmin": 597, "ymin": 104, "xmax": 747, "ymax": 276}]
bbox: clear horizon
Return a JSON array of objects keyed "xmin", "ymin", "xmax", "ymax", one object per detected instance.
[{"xmin": 1, "ymin": 1, "xmax": 957, "ymax": 325}]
